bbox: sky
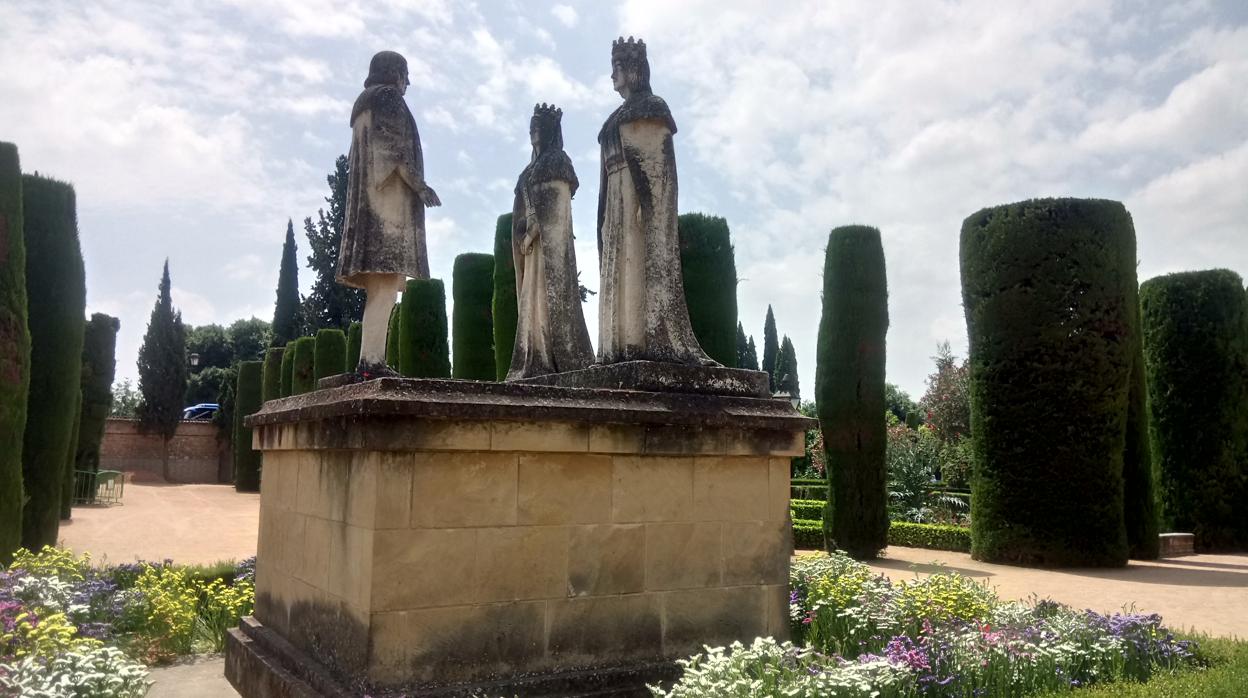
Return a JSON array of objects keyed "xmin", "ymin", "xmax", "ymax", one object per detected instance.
[{"xmin": 1, "ymin": 0, "xmax": 1245, "ymax": 401}]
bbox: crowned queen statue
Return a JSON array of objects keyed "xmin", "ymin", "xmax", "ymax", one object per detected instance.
[{"xmin": 597, "ymin": 37, "xmax": 715, "ymax": 366}]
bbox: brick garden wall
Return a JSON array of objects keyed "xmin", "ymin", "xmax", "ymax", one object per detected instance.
[{"xmin": 99, "ymin": 418, "xmax": 231, "ymax": 483}]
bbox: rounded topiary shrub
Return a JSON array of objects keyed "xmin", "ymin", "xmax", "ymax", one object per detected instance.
[
  {"xmin": 279, "ymin": 343, "xmax": 295, "ymax": 398},
  {"xmin": 491, "ymin": 213, "xmax": 516, "ymax": 380},
  {"xmin": 678, "ymin": 213, "xmax": 738, "ymax": 367},
  {"xmin": 346, "ymin": 321, "xmax": 362, "ymax": 372},
  {"xmin": 1140, "ymin": 269, "xmax": 1248, "ymax": 551},
  {"xmin": 0, "ymin": 143, "xmax": 29, "ymax": 563},
  {"xmin": 960, "ymin": 198, "xmax": 1133, "ymax": 567},
  {"xmin": 233, "ymin": 360, "xmax": 263, "ymax": 492},
  {"xmin": 314, "ymin": 328, "xmax": 347, "ymax": 382},
  {"xmin": 452, "ymin": 253, "xmax": 496, "ymax": 380},
  {"xmin": 817, "ymin": 225, "xmax": 889, "ymax": 560},
  {"xmin": 399, "ymin": 278, "xmax": 451, "ymax": 378},
  {"xmin": 289, "ymin": 336, "xmax": 316, "ymax": 395},
  {"xmin": 261, "ymin": 347, "xmax": 284, "ymax": 403}
]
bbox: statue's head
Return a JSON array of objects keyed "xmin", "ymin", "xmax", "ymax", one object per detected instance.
[
  {"xmin": 611, "ymin": 37, "xmax": 650, "ymax": 97},
  {"xmin": 530, "ymin": 103, "xmax": 564, "ymax": 154},
  {"xmin": 365, "ymin": 50, "xmax": 410, "ymax": 94}
]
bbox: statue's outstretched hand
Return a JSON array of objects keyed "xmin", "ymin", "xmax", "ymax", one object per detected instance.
[{"xmin": 420, "ymin": 185, "xmax": 441, "ymax": 207}]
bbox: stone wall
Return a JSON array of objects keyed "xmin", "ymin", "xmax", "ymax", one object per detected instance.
[{"xmin": 99, "ymin": 418, "xmax": 230, "ymax": 483}]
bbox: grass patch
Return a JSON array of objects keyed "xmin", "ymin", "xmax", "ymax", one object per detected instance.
[{"xmin": 1037, "ymin": 635, "xmax": 1248, "ymax": 697}]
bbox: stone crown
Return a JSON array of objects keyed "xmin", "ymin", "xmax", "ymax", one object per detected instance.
[
  {"xmin": 612, "ymin": 36, "xmax": 647, "ymax": 65},
  {"xmin": 533, "ymin": 102, "xmax": 562, "ymax": 124}
]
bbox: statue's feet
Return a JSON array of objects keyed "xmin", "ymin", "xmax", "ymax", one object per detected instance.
[{"xmin": 356, "ymin": 362, "xmax": 400, "ymax": 380}]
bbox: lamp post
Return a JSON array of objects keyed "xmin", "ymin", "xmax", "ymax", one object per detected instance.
[{"xmin": 188, "ymin": 353, "xmax": 200, "ymax": 370}]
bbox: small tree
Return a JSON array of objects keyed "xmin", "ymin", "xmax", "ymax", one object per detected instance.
[
  {"xmin": 272, "ymin": 220, "xmax": 302, "ymax": 346},
  {"xmin": 919, "ymin": 342, "xmax": 970, "ymax": 442},
  {"xmin": 744, "ymin": 336, "xmax": 759, "ymax": 372},
  {"xmin": 491, "ymin": 213, "xmax": 517, "ymax": 380},
  {"xmin": 136, "ymin": 260, "xmax": 187, "ymax": 482},
  {"xmin": 0, "ymin": 142, "xmax": 29, "ymax": 563},
  {"xmin": 452, "ymin": 253, "xmax": 496, "ymax": 380},
  {"xmin": 884, "ymin": 383, "xmax": 919, "ymax": 425},
  {"xmin": 762, "ymin": 306, "xmax": 779, "ymax": 391},
  {"xmin": 227, "ymin": 317, "xmax": 272, "ymax": 364},
  {"xmin": 303, "ymin": 155, "xmax": 363, "ymax": 331},
  {"xmin": 314, "ymin": 328, "xmax": 347, "ymax": 382},
  {"xmin": 399, "ymin": 279, "xmax": 451, "ymax": 378},
  {"xmin": 735, "ymin": 323, "xmax": 750, "ymax": 369},
  {"xmin": 261, "ymin": 347, "xmax": 284, "ymax": 403},
  {"xmin": 775, "ymin": 335, "xmax": 799, "ymax": 400},
  {"xmin": 232, "ymin": 361, "xmax": 263, "ymax": 492},
  {"xmin": 185, "ymin": 324, "xmax": 232, "ymax": 371},
  {"xmin": 678, "ymin": 213, "xmax": 738, "ymax": 367},
  {"xmin": 817, "ymin": 225, "xmax": 889, "ymax": 560}
]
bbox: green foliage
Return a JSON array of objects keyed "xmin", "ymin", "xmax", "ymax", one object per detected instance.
[
  {"xmin": 289, "ymin": 336, "xmax": 316, "ymax": 395},
  {"xmin": 1140, "ymin": 269, "xmax": 1248, "ymax": 551},
  {"xmin": 775, "ymin": 335, "xmax": 799, "ymax": 399},
  {"xmin": 184, "ymin": 324, "xmax": 232, "ymax": 370},
  {"xmin": 302, "ymin": 155, "xmax": 363, "ymax": 331},
  {"xmin": 313, "ymin": 328, "xmax": 346, "ymax": 381},
  {"xmin": 399, "ymin": 278, "xmax": 451, "ymax": 378},
  {"xmin": 136, "ymin": 260, "xmax": 186, "ymax": 446},
  {"xmin": 763, "ymin": 305, "xmax": 779, "ymax": 391},
  {"xmin": 385, "ymin": 304, "xmax": 400, "ymax": 369},
  {"xmin": 225, "ymin": 317, "xmax": 271, "ymax": 364},
  {"xmin": 1123, "ymin": 267, "xmax": 1158, "ymax": 560},
  {"xmin": 452, "ymin": 253, "xmax": 496, "ymax": 380},
  {"xmin": 59, "ymin": 388, "xmax": 81, "ymax": 520},
  {"xmin": 678, "ymin": 213, "xmax": 738, "ymax": 367},
  {"xmin": 887, "ymin": 421, "xmax": 968, "ymax": 524},
  {"xmin": 736, "ymin": 323, "xmax": 760, "ymax": 371},
  {"xmin": 74, "ymin": 314, "xmax": 118, "ymax": 478},
  {"xmin": 21, "ymin": 174, "xmax": 86, "ymax": 550},
  {"xmin": 817, "ymin": 225, "xmax": 889, "ymax": 560},
  {"xmin": 491, "ymin": 213, "xmax": 517, "ymax": 380},
  {"xmin": 184, "ymin": 365, "xmax": 230, "ymax": 406},
  {"xmin": 919, "ymin": 342, "xmax": 970, "ymax": 442},
  {"xmin": 261, "ymin": 347, "xmax": 283, "ymax": 403},
  {"xmin": 211, "ymin": 365, "xmax": 237, "ymax": 439},
  {"xmin": 792, "ymin": 519, "xmax": 824, "ymax": 549},
  {"xmin": 232, "ymin": 361, "xmax": 262, "ymax": 492},
  {"xmin": 279, "ymin": 343, "xmax": 294, "ymax": 398},
  {"xmin": 0, "ymin": 142, "xmax": 28, "ymax": 564},
  {"xmin": 109, "ymin": 379, "xmax": 139, "ymax": 418},
  {"xmin": 271, "ymin": 219, "xmax": 302, "ymax": 346},
  {"xmin": 346, "ymin": 321, "xmax": 361, "ymax": 372},
  {"xmin": 961, "ymin": 198, "xmax": 1133, "ymax": 567},
  {"xmin": 791, "ymin": 499, "xmax": 824, "ymax": 521},
  {"xmin": 888, "ymin": 522, "xmax": 971, "ymax": 552},
  {"xmin": 884, "ymin": 383, "xmax": 918, "ymax": 425},
  {"xmin": 1034, "ymin": 636, "xmax": 1248, "ymax": 697}
]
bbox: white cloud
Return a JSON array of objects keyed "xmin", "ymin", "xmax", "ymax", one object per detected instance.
[{"xmin": 552, "ymin": 4, "xmax": 579, "ymax": 28}]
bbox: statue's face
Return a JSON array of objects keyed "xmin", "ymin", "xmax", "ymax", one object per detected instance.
[
  {"xmin": 611, "ymin": 60, "xmax": 628, "ymax": 96},
  {"xmin": 396, "ymin": 67, "xmax": 410, "ymax": 95}
]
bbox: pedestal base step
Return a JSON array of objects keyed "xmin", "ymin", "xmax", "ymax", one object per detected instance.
[
  {"xmin": 1159, "ymin": 532, "xmax": 1195, "ymax": 557},
  {"xmin": 225, "ymin": 617, "xmax": 680, "ymax": 698}
]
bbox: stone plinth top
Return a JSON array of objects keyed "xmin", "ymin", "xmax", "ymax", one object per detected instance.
[
  {"xmin": 245, "ymin": 376, "xmax": 814, "ymax": 433},
  {"xmin": 516, "ymin": 360, "xmax": 770, "ymax": 398}
]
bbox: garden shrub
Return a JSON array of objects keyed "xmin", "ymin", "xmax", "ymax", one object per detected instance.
[
  {"xmin": 1, "ymin": 645, "xmax": 149, "ymax": 697},
  {"xmin": 279, "ymin": 342, "xmax": 294, "ymax": 397},
  {"xmin": 346, "ymin": 321, "xmax": 361, "ymax": 372},
  {"xmin": 59, "ymin": 388, "xmax": 82, "ymax": 520},
  {"xmin": 289, "ymin": 336, "xmax": 315, "ymax": 395},
  {"xmin": 0, "ymin": 142, "xmax": 29, "ymax": 565},
  {"xmin": 74, "ymin": 314, "xmax": 119, "ymax": 478},
  {"xmin": 1140, "ymin": 269, "xmax": 1248, "ymax": 550},
  {"xmin": 491, "ymin": 213, "xmax": 516, "ymax": 380},
  {"xmin": 888, "ymin": 522, "xmax": 971, "ymax": 552},
  {"xmin": 961, "ymin": 198, "xmax": 1133, "ymax": 567},
  {"xmin": 399, "ymin": 278, "xmax": 451, "ymax": 378},
  {"xmin": 1124, "ymin": 278, "xmax": 1159, "ymax": 559},
  {"xmin": 817, "ymin": 225, "xmax": 889, "ymax": 560},
  {"xmin": 385, "ymin": 304, "xmax": 400, "ymax": 369},
  {"xmin": 452, "ymin": 253, "xmax": 495, "ymax": 380},
  {"xmin": 313, "ymin": 328, "xmax": 346, "ymax": 382},
  {"xmin": 678, "ymin": 213, "xmax": 738, "ymax": 367},
  {"xmin": 790, "ymin": 499, "xmax": 824, "ymax": 521},
  {"xmin": 20, "ymin": 174, "xmax": 86, "ymax": 551},
  {"xmin": 792, "ymin": 519, "xmax": 823, "ymax": 549},
  {"xmin": 232, "ymin": 361, "xmax": 262, "ymax": 492},
  {"xmin": 261, "ymin": 347, "xmax": 283, "ymax": 403}
]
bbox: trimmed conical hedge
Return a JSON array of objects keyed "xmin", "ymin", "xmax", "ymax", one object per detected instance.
[
  {"xmin": 961, "ymin": 198, "xmax": 1133, "ymax": 567},
  {"xmin": 289, "ymin": 336, "xmax": 316, "ymax": 395},
  {"xmin": 399, "ymin": 278, "xmax": 451, "ymax": 378},
  {"xmin": 74, "ymin": 314, "xmax": 119, "ymax": 476},
  {"xmin": 346, "ymin": 321, "xmax": 362, "ymax": 372},
  {"xmin": 763, "ymin": 306, "xmax": 779, "ymax": 391},
  {"xmin": 60, "ymin": 388, "xmax": 82, "ymax": 520},
  {"xmin": 491, "ymin": 213, "xmax": 517, "ymax": 380},
  {"xmin": 0, "ymin": 143, "xmax": 29, "ymax": 564},
  {"xmin": 385, "ymin": 304, "xmax": 400, "ymax": 369},
  {"xmin": 453, "ymin": 253, "xmax": 496, "ymax": 380},
  {"xmin": 817, "ymin": 225, "xmax": 889, "ymax": 560},
  {"xmin": 1124, "ymin": 278, "xmax": 1159, "ymax": 560},
  {"xmin": 279, "ymin": 344, "xmax": 295, "ymax": 398},
  {"xmin": 20, "ymin": 174, "xmax": 86, "ymax": 550},
  {"xmin": 314, "ymin": 328, "xmax": 347, "ymax": 382},
  {"xmin": 678, "ymin": 213, "xmax": 738, "ymax": 367},
  {"xmin": 1140, "ymin": 269, "xmax": 1248, "ymax": 551},
  {"xmin": 233, "ymin": 360, "xmax": 263, "ymax": 492},
  {"xmin": 262, "ymin": 347, "xmax": 284, "ymax": 403}
]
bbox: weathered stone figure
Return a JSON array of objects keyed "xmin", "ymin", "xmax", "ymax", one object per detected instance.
[
  {"xmin": 339, "ymin": 50, "xmax": 440, "ymax": 372},
  {"xmin": 598, "ymin": 37, "xmax": 714, "ymax": 366},
  {"xmin": 506, "ymin": 104, "xmax": 595, "ymax": 380}
]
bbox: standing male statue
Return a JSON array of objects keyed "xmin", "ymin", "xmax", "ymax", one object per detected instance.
[
  {"xmin": 597, "ymin": 37, "xmax": 714, "ymax": 366},
  {"xmin": 339, "ymin": 50, "xmax": 440, "ymax": 374}
]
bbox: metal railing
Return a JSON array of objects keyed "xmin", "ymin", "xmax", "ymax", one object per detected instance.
[{"xmin": 73, "ymin": 470, "xmax": 126, "ymax": 505}]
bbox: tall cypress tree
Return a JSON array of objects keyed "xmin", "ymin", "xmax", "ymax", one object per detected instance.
[
  {"xmin": 21, "ymin": 175, "xmax": 86, "ymax": 549},
  {"xmin": 399, "ymin": 279, "xmax": 451, "ymax": 378},
  {"xmin": 818, "ymin": 225, "xmax": 889, "ymax": 560},
  {"xmin": 74, "ymin": 314, "xmax": 119, "ymax": 476},
  {"xmin": 763, "ymin": 305, "xmax": 779, "ymax": 391},
  {"xmin": 491, "ymin": 213, "xmax": 517, "ymax": 380},
  {"xmin": 233, "ymin": 361, "xmax": 263, "ymax": 492},
  {"xmin": 261, "ymin": 347, "xmax": 284, "ymax": 403},
  {"xmin": 136, "ymin": 260, "xmax": 187, "ymax": 482},
  {"xmin": 60, "ymin": 389, "xmax": 82, "ymax": 519},
  {"xmin": 736, "ymin": 322, "xmax": 750, "ymax": 369},
  {"xmin": 744, "ymin": 336, "xmax": 759, "ymax": 371},
  {"xmin": 272, "ymin": 219, "xmax": 302, "ymax": 346},
  {"xmin": 0, "ymin": 142, "xmax": 29, "ymax": 564},
  {"xmin": 678, "ymin": 213, "xmax": 738, "ymax": 366},
  {"xmin": 452, "ymin": 253, "xmax": 496, "ymax": 380},
  {"xmin": 303, "ymin": 155, "xmax": 363, "ymax": 331},
  {"xmin": 776, "ymin": 335, "xmax": 800, "ymax": 400}
]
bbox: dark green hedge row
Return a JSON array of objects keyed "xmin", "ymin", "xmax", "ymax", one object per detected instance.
[
  {"xmin": 791, "ymin": 499, "xmax": 824, "ymax": 522},
  {"xmin": 314, "ymin": 328, "xmax": 346, "ymax": 382},
  {"xmin": 73, "ymin": 313, "xmax": 118, "ymax": 479},
  {"xmin": 492, "ymin": 213, "xmax": 517, "ymax": 380},
  {"xmin": 888, "ymin": 522, "xmax": 971, "ymax": 553},
  {"xmin": 399, "ymin": 278, "xmax": 451, "ymax": 378},
  {"xmin": 452, "ymin": 253, "xmax": 495, "ymax": 380},
  {"xmin": 961, "ymin": 198, "xmax": 1132, "ymax": 567},
  {"xmin": 289, "ymin": 336, "xmax": 315, "ymax": 395},
  {"xmin": 261, "ymin": 347, "xmax": 283, "ymax": 403},
  {"xmin": 1140, "ymin": 270, "xmax": 1248, "ymax": 551},
  {"xmin": 21, "ymin": 174, "xmax": 85, "ymax": 550},
  {"xmin": 233, "ymin": 361, "xmax": 263, "ymax": 492},
  {"xmin": 817, "ymin": 225, "xmax": 889, "ymax": 560},
  {"xmin": 678, "ymin": 213, "xmax": 738, "ymax": 367},
  {"xmin": 385, "ymin": 304, "xmax": 400, "ymax": 369},
  {"xmin": 0, "ymin": 143, "xmax": 27, "ymax": 564},
  {"xmin": 793, "ymin": 519, "xmax": 824, "ymax": 550},
  {"xmin": 279, "ymin": 344, "xmax": 295, "ymax": 398}
]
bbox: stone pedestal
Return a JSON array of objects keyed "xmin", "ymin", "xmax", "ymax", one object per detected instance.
[{"xmin": 225, "ymin": 377, "xmax": 812, "ymax": 697}]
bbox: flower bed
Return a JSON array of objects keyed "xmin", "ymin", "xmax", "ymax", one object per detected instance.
[
  {"xmin": 1, "ymin": 547, "xmax": 255, "ymax": 697},
  {"xmin": 654, "ymin": 552, "xmax": 1201, "ymax": 697}
]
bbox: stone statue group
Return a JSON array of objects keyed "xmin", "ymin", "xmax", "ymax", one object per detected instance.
[{"xmin": 337, "ymin": 38, "xmax": 714, "ymax": 380}]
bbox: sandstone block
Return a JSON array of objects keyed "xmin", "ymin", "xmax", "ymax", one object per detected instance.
[
  {"xmin": 411, "ymin": 452, "xmax": 517, "ymax": 528},
  {"xmin": 371, "ymin": 528, "xmax": 476, "ymax": 611},
  {"xmin": 644, "ymin": 522, "xmax": 721, "ymax": 590},
  {"xmin": 612, "ymin": 456, "xmax": 693, "ymax": 523},
  {"xmin": 568, "ymin": 524, "xmax": 645, "ymax": 596},
  {"xmin": 693, "ymin": 456, "xmax": 769, "ymax": 522}
]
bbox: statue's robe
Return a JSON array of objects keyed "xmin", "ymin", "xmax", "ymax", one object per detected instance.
[
  {"xmin": 507, "ymin": 151, "xmax": 594, "ymax": 379},
  {"xmin": 596, "ymin": 92, "xmax": 713, "ymax": 365},
  {"xmin": 338, "ymin": 85, "xmax": 429, "ymax": 286}
]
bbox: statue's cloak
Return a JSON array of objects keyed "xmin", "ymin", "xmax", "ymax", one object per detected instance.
[{"xmin": 338, "ymin": 85, "xmax": 429, "ymax": 286}]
